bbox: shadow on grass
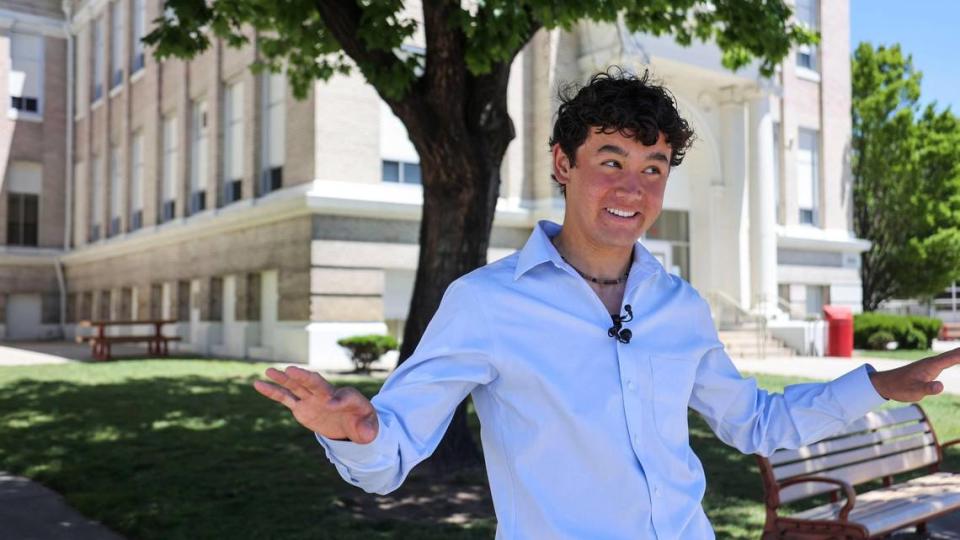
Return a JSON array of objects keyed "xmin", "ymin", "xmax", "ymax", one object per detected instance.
[{"xmin": 0, "ymin": 375, "xmax": 494, "ymax": 540}]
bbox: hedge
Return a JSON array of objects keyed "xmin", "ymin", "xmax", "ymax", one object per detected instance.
[
  {"xmin": 336, "ymin": 334, "xmax": 399, "ymax": 373},
  {"xmin": 853, "ymin": 312, "xmax": 941, "ymax": 350}
]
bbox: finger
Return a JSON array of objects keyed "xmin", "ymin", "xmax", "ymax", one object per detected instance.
[
  {"xmin": 265, "ymin": 367, "xmax": 314, "ymax": 400},
  {"xmin": 926, "ymin": 380, "xmax": 944, "ymax": 396},
  {"xmin": 285, "ymin": 366, "xmax": 336, "ymax": 397},
  {"xmin": 929, "ymin": 349, "xmax": 960, "ymax": 370},
  {"xmin": 253, "ymin": 380, "xmax": 299, "ymax": 409}
]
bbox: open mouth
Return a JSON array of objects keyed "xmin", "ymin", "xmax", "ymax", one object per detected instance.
[{"xmin": 605, "ymin": 207, "xmax": 639, "ymax": 219}]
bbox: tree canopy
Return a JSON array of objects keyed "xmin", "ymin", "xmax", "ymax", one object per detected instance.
[
  {"xmin": 852, "ymin": 43, "xmax": 960, "ymax": 310},
  {"xmin": 146, "ymin": 0, "xmax": 814, "ymax": 101}
]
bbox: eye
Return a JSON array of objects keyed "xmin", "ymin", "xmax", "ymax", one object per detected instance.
[
  {"xmin": 644, "ymin": 165, "xmax": 663, "ymax": 175},
  {"xmin": 601, "ymin": 160, "xmax": 622, "ymax": 169}
]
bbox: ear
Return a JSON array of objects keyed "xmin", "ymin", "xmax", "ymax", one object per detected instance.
[{"xmin": 551, "ymin": 144, "xmax": 573, "ymax": 186}]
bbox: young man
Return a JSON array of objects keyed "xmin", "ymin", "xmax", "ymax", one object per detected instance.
[{"xmin": 254, "ymin": 70, "xmax": 958, "ymax": 539}]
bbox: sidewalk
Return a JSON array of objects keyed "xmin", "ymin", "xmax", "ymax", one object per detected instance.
[
  {"xmin": 0, "ymin": 473, "xmax": 124, "ymax": 540},
  {"xmin": 733, "ymin": 353, "xmax": 960, "ymax": 395}
]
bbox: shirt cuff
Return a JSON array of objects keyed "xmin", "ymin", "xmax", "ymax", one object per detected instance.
[
  {"xmin": 828, "ymin": 363, "xmax": 888, "ymax": 421},
  {"xmin": 315, "ymin": 419, "xmax": 392, "ymax": 468}
]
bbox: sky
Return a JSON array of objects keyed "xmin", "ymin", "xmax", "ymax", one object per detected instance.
[{"xmin": 850, "ymin": 0, "xmax": 960, "ymax": 111}]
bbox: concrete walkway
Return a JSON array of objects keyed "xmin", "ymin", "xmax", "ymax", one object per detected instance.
[
  {"xmin": 0, "ymin": 341, "xmax": 155, "ymax": 366},
  {"xmin": 0, "ymin": 473, "xmax": 124, "ymax": 540}
]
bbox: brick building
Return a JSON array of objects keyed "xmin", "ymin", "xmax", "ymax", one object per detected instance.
[{"xmin": 0, "ymin": 0, "xmax": 867, "ymax": 364}]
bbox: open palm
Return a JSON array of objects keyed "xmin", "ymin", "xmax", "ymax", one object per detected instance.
[{"xmin": 253, "ymin": 366, "xmax": 379, "ymax": 444}]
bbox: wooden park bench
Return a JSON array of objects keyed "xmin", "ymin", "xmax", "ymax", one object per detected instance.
[
  {"xmin": 76, "ymin": 319, "xmax": 181, "ymax": 361},
  {"xmin": 757, "ymin": 404, "xmax": 960, "ymax": 539},
  {"xmin": 940, "ymin": 322, "xmax": 960, "ymax": 341}
]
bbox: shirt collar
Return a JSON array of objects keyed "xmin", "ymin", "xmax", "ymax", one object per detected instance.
[{"xmin": 513, "ymin": 220, "xmax": 663, "ymax": 283}]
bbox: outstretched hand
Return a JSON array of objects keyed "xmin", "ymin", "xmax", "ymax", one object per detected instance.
[
  {"xmin": 253, "ymin": 366, "xmax": 379, "ymax": 444},
  {"xmin": 869, "ymin": 348, "xmax": 960, "ymax": 402}
]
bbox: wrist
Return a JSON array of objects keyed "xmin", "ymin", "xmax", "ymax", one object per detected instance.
[{"xmin": 868, "ymin": 369, "xmax": 890, "ymax": 400}]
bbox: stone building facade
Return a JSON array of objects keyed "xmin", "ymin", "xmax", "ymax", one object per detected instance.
[{"xmin": 0, "ymin": 0, "xmax": 866, "ymax": 364}]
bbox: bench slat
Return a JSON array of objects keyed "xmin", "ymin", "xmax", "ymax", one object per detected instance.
[
  {"xmin": 769, "ymin": 422, "xmax": 930, "ymax": 465},
  {"xmin": 779, "ymin": 445, "xmax": 940, "ymax": 504},
  {"xmin": 790, "ymin": 472, "xmax": 960, "ymax": 536},
  {"xmin": 773, "ymin": 433, "xmax": 935, "ymax": 480},
  {"xmin": 841, "ymin": 405, "xmax": 924, "ymax": 433}
]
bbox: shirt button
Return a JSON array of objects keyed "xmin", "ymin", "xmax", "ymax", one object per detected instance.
[
  {"xmin": 634, "ymin": 434, "xmax": 640, "ymax": 445},
  {"xmin": 627, "ymin": 380, "xmax": 636, "ymax": 391},
  {"xmin": 654, "ymin": 486, "xmax": 661, "ymax": 496}
]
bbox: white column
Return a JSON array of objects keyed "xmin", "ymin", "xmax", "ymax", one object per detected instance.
[
  {"xmin": 717, "ymin": 95, "xmax": 752, "ymax": 310},
  {"xmin": 750, "ymin": 96, "xmax": 779, "ymax": 317}
]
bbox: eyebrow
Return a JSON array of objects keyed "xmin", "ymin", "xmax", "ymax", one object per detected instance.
[{"xmin": 596, "ymin": 145, "xmax": 670, "ymax": 164}]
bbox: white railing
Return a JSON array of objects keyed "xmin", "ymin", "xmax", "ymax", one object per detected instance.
[{"xmin": 705, "ymin": 290, "xmax": 768, "ymax": 359}]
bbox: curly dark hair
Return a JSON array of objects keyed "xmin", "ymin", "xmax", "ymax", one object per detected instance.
[{"xmin": 549, "ymin": 68, "xmax": 695, "ymax": 195}]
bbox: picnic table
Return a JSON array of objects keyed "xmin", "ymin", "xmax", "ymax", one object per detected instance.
[{"xmin": 76, "ymin": 319, "xmax": 181, "ymax": 361}]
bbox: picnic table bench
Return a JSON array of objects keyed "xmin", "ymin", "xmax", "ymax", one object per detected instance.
[
  {"xmin": 76, "ymin": 319, "xmax": 181, "ymax": 361},
  {"xmin": 757, "ymin": 404, "xmax": 960, "ymax": 539},
  {"xmin": 940, "ymin": 322, "xmax": 960, "ymax": 341}
]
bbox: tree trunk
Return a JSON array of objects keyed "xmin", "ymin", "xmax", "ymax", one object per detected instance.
[{"xmin": 392, "ymin": 66, "xmax": 514, "ymax": 475}]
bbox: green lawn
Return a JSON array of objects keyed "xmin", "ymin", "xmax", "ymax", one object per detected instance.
[
  {"xmin": 854, "ymin": 348, "xmax": 939, "ymax": 362},
  {"xmin": 1, "ymin": 360, "xmax": 958, "ymax": 539}
]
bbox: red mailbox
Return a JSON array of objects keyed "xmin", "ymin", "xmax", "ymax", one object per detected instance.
[{"xmin": 823, "ymin": 305, "xmax": 853, "ymax": 358}]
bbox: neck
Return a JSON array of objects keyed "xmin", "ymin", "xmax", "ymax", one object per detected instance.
[{"xmin": 551, "ymin": 229, "xmax": 633, "ymax": 282}]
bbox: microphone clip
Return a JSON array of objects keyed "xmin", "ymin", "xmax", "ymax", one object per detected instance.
[{"xmin": 608, "ymin": 305, "xmax": 633, "ymax": 344}]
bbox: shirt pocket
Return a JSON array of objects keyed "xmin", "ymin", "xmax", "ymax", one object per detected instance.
[{"xmin": 649, "ymin": 354, "xmax": 698, "ymax": 446}]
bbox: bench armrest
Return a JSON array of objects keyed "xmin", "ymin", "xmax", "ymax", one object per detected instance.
[
  {"xmin": 943, "ymin": 439, "xmax": 960, "ymax": 451},
  {"xmin": 776, "ymin": 476, "xmax": 857, "ymax": 522}
]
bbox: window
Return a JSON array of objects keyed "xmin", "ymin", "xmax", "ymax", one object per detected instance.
[
  {"xmin": 794, "ymin": 0, "xmax": 819, "ymax": 71},
  {"xmin": 6, "ymin": 193, "xmax": 38, "ymax": 246},
  {"xmin": 92, "ymin": 16, "xmax": 105, "ymax": 101},
  {"xmin": 161, "ymin": 115, "xmax": 178, "ymax": 222},
  {"xmin": 129, "ymin": 132, "xmax": 144, "ymax": 230},
  {"xmin": 222, "ymin": 81, "xmax": 244, "ymax": 205},
  {"xmin": 796, "ymin": 128, "xmax": 819, "ymax": 225},
  {"xmin": 260, "ymin": 72, "xmax": 285, "ymax": 195},
  {"xmin": 379, "ymin": 100, "xmax": 421, "ymax": 185},
  {"xmin": 381, "ymin": 160, "xmax": 422, "ymax": 184},
  {"xmin": 131, "ymin": 0, "xmax": 146, "ymax": 73},
  {"xmin": 110, "ymin": 0, "xmax": 125, "ymax": 89},
  {"xmin": 9, "ymin": 32, "xmax": 43, "ymax": 116},
  {"xmin": 91, "ymin": 155, "xmax": 104, "ymax": 241},
  {"xmin": 189, "ymin": 100, "xmax": 208, "ymax": 214},
  {"xmin": 109, "ymin": 145, "xmax": 121, "ymax": 236}
]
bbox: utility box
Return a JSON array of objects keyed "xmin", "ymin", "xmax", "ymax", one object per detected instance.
[{"xmin": 823, "ymin": 305, "xmax": 854, "ymax": 358}]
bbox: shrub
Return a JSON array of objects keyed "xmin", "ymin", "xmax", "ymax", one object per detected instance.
[
  {"xmin": 907, "ymin": 315, "xmax": 943, "ymax": 344},
  {"xmin": 902, "ymin": 327, "xmax": 929, "ymax": 350},
  {"xmin": 866, "ymin": 331, "xmax": 895, "ymax": 350},
  {"xmin": 853, "ymin": 312, "xmax": 941, "ymax": 350},
  {"xmin": 336, "ymin": 334, "xmax": 398, "ymax": 373}
]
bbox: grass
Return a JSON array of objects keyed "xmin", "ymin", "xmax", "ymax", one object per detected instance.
[
  {"xmin": 854, "ymin": 348, "xmax": 937, "ymax": 362},
  {"xmin": 1, "ymin": 360, "xmax": 959, "ymax": 539}
]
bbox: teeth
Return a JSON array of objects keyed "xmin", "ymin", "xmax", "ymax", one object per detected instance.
[{"xmin": 606, "ymin": 208, "xmax": 637, "ymax": 218}]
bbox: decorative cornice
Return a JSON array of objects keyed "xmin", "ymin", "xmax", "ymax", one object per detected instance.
[
  {"xmin": 776, "ymin": 226, "xmax": 872, "ymax": 253},
  {"xmin": 60, "ymin": 181, "xmax": 543, "ymax": 264},
  {"xmin": 0, "ymin": 8, "xmax": 68, "ymax": 38},
  {"xmin": 0, "ymin": 246, "xmax": 65, "ymax": 266}
]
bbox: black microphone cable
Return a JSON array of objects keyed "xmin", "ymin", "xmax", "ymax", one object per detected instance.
[{"xmin": 608, "ymin": 305, "xmax": 633, "ymax": 344}]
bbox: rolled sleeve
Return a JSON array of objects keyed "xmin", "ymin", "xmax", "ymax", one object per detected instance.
[{"xmin": 826, "ymin": 363, "xmax": 888, "ymax": 422}]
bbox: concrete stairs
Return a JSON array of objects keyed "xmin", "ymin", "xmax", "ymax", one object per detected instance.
[{"xmin": 718, "ymin": 328, "xmax": 796, "ymax": 359}]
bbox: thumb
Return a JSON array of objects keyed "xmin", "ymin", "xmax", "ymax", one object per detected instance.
[
  {"xmin": 352, "ymin": 414, "xmax": 379, "ymax": 444},
  {"xmin": 926, "ymin": 380, "xmax": 944, "ymax": 395}
]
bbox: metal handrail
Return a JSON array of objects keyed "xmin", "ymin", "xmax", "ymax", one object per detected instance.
[{"xmin": 706, "ymin": 289, "xmax": 769, "ymax": 359}]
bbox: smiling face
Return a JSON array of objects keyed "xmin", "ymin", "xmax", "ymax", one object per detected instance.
[{"xmin": 552, "ymin": 128, "xmax": 671, "ymax": 255}]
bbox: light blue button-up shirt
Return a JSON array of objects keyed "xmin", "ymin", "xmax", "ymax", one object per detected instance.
[{"xmin": 317, "ymin": 220, "xmax": 886, "ymax": 539}]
